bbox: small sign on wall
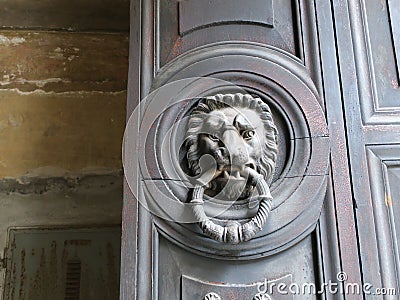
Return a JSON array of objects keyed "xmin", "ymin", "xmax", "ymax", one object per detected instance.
[{"xmin": 2, "ymin": 226, "xmax": 121, "ymax": 300}]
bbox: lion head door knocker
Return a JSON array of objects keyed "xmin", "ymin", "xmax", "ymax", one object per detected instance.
[{"xmin": 185, "ymin": 93, "xmax": 278, "ymax": 244}]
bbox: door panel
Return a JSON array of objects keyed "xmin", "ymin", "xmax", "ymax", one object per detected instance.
[
  {"xmin": 159, "ymin": 235, "xmax": 316, "ymax": 300},
  {"xmin": 362, "ymin": 0, "xmax": 400, "ymax": 116},
  {"xmin": 122, "ymin": 0, "xmax": 400, "ymax": 299},
  {"xmin": 331, "ymin": 0, "xmax": 400, "ymax": 296},
  {"xmin": 366, "ymin": 145, "xmax": 400, "ymax": 292},
  {"xmin": 157, "ymin": 0, "xmax": 299, "ymax": 68}
]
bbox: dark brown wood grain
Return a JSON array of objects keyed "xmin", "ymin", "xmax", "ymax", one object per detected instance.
[{"xmin": 122, "ymin": 0, "xmax": 400, "ymax": 299}]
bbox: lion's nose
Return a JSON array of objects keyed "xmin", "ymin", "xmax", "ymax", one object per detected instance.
[{"xmin": 221, "ymin": 130, "xmax": 249, "ymax": 166}]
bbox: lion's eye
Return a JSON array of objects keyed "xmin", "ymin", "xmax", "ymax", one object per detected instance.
[
  {"xmin": 208, "ymin": 134, "xmax": 219, "ymax": 142},
  {"xmin": 242, "ymin": 130, "xmax": 255, "ymax": 140}
]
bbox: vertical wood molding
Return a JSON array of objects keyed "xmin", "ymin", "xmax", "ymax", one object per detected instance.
[
  {"xmin": 121, "ymin": 0, "xmax": 148, "ymax": 299},
  {"xmin": 315, "ymin": 0, "xmax": 364, "ymax": 294}
]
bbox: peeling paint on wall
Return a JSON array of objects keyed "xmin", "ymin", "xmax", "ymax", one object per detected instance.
[
  {"xmin": 0, "ymin": 31, "xmax": 129, "ymax": 93},
  {"xmin": 0, "ymin": 35, "xmax": 26, "ymax": 46}
]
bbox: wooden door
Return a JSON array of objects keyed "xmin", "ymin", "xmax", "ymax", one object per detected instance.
[{"xmin": 121, "ymin": 0, "xmax": 400, "ymax": 299}]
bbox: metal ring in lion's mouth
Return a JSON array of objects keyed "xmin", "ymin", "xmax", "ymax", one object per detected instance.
[{"xmin": 190, "ymin": 166, "xmax": 273, "ymax": 244}]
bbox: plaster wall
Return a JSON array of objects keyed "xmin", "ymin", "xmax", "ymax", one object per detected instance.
[{"xmin": 0, "ymin": 1, "xmax": 130, "ymax": 297}]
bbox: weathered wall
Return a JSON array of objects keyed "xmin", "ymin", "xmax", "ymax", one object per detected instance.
[
  {"xmin": 0, "ymin": 1, "xmax": 129, "ymax": 296},
  {"xmin": 0, "ymin": 31, "xmax": 128, "ymax": 178}
]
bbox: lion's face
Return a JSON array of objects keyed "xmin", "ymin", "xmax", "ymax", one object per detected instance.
[
  {"xmin": 185, "ymin": 94, "xmax": 278, "ymax": 201},
  {"xmin": 197, "ymin": 107, "xmax": 266, "ymax": 200}
]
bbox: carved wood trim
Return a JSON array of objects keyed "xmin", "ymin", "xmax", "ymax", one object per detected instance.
[
  {"xmin": 133, "ymin": 42, "xmax": 329, "ymax": 258},
  {"xmin": 366, "ymin": 145, "xmax": 400, "ymax": 293},
  {"xmin": 351, "ymin": 0, "xmax": 400, "ymax": 125}
]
